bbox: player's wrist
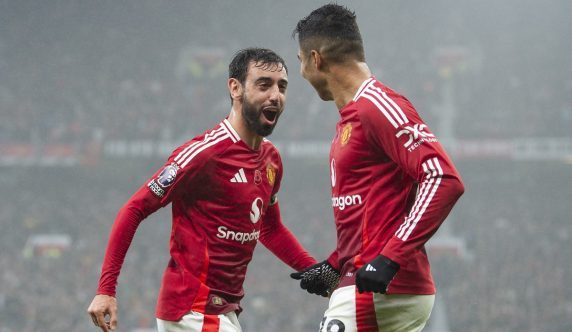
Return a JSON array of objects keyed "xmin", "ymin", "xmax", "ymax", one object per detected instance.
[
  {"xmin": 355, "ymin": 255, "xmax": 400, "ymax": 294},
  {"xmin": 96, "ymin": 289, "xmax": 117, "ymax": 298},
  {"xmin": 372, "ymin": 254, "xmax": 400, "ymax": 272},
  {"xmin": 326, "ymin": 252, "xmax": 340, "ymax": 271},
  {"xmin": 379, "ymin": 248, "xmax": 407, "ymax": 267}
]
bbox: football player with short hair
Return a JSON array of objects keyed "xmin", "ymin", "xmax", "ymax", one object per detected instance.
[
  {"xmin": 87, "ymin": 48, "xmax": 317, "ymax": 332},
  {"xmin": 291, "ymin": 4, "xmax": 465, "ymax": 332}
]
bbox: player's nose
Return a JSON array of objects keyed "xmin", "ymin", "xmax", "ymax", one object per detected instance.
[{"xmin": 268, "ymin": 85, "xmax": 282, "ymax": 103}]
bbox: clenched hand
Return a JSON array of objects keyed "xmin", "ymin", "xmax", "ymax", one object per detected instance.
[{"xmin": 87, "ymin": 294, "xmax": 118, "ymax": 331}]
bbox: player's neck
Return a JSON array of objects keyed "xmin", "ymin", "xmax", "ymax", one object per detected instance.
[
  {"xmin": 227, "ymin": 108, "xmax": 263, "ymax": 150},
  {"xmin": 329, "ymin": 62, "xmax": 371, "ymax": 110}
]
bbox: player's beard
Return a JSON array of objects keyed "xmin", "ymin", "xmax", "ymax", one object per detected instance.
[{"xmin": 241, "ymin": 95, "xmax": 280, "ymax": 137}]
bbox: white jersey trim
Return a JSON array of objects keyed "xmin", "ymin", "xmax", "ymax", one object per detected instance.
[
  {"xmin": 395, "ymin": 157, "xmax": 443, "ymax": 241},
  {"xmin": 179, "ymin": 135, "xmax": 229, "ymax": 168},
  {"xmin": 222, "ymin": 119, "xmax": 241, "ymax": 143},
  {"xmin": 356, "ymin": 80, "xmax": 409, "ymax": 128},
  {"xmin": 173, "ymin": 125, "xmax": 233, "ymax": 169},
  {"xmin": 174, "ymin": 127, "xmax": 226, "ymax": 164},
  {"xmin": 352, "ymin": 77, "xmax": 374, "ymax": 102}
]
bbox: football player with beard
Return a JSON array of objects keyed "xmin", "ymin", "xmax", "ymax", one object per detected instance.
[{"xmin": 88, "ymin": 48, "xmax": 317, "ymax": 332}]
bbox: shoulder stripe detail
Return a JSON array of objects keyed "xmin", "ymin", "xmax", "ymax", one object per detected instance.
[
  {"xmin": 395, "ymin": 157, "xmax": 443, "ymax": 241},
  {"xmin": 352, "ymin": 77, "xmax": 375, "ymax": 101},
  {"xmin": 371, "ymin": 85, "xmax": 408, "ymax": 124},
  {"xmin": 364, "ymin": 84, "xmax": 407, "ymax": 126},
  {"xmin": 179, "ymin": 134, "xmax": 230, "ymax": 168},
  {"xmin": 222, "ymin": 119, "xmax": 241, "ymax": 142},
  {"xmin": 356, "ymin": 81, "xmax": 409, "ymax": 128},
  {"xmin": 174, "ymin": 126, "xmax": 226, "ymax": 165},
  {"xmin": 362, "ymin": 92, "xmax": 399, "ymax": 128}
]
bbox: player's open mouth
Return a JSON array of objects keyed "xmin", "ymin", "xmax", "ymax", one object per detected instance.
[{"xmin": 262, "ymin": 108, "xmax": 278, "ymax": 122}]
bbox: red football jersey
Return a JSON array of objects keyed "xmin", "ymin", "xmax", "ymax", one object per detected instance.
[
  {"xmin": 97, "ymin": 119, "xmax": 316, "ymax": 321},
  {"xmin": 329, "ymin": 77, "xmax": 464, "ymax": 294}
]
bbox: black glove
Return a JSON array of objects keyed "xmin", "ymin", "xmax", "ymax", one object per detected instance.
[
  {"xmin": 355, "ymin": 255, "xmax": 400, "ymax": 294},
  {"xmin": 290, "ymin": 261, "xmax": 340, "ymax": 297}
]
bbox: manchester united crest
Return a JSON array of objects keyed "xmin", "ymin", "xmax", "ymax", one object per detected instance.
[
  {"xmin": 341, "ymin": 123, "xmax": 352, "ymax": 146},
  {"xmin": 266, "ymin": 164, "xmax": 276, "ymax": 186}
]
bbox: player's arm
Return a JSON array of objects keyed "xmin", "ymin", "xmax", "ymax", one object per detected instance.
[
  {"xmin": 258, "ymin": 153, "xmax": 316, "ymax": 270},
  {"xmin": 381, "ymin": 152, "xmax": 464, "ymax": 266},
  {"xmin": 259, "ymin": 197, "xmax": 317, "ymax": 271},
  {"xmin": 88, "ymin": 144, "xmax": 194, "ymax": 331},
  {"xmin": 370, "ymin": 114, "xmax": 464, "ymax": 267},
  {"xmin": 356, "ymin": 99, "xmax": 464, "ymax": 293},
  {"xmin": 326, "ymin": 249, "xmax": 339, "ymax": 270},
  {"xmin": 94, "ymin": 186, "xmax": 164, "ymax": 296},
  {"xmin": 260, "ymin": 198, "xmax": 341, "ymax": 297},
  {"xmin": 88, "ymin": 184, "xmax": 163, "ymax": 331},
  {"xmin": 261, "ymin": 152, "xmax": 340, "ymax": 296}
]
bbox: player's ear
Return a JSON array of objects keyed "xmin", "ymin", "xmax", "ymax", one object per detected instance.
[
  {"xmin": 228, "ymin": 78, "xmax": 243, "ymax": 102},
  {"xmin": 310, "ymin": 50, "xmax": 323, "ymax": 71}
]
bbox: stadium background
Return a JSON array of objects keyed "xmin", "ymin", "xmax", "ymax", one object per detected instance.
[{"xmin": 1, "ymin": 0, "xmax": 571, "ymax": 331}]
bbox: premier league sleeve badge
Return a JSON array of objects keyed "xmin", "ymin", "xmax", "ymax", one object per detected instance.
[
  {"xmin": 157, "ymin": 164, "xmax": 178, "ymax": 188},
  {"xmin": 148, "ymin": 163, "xmax": 179, "ymax": 198}
]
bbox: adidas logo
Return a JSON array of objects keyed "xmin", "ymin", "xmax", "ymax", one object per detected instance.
[
  {"xmin": 365, "ymin": 264, "xmax": 376, "ymax": 272},
  {"xmin": 230, "ymin": 168, "xmax": 248, "ymax": 183}
]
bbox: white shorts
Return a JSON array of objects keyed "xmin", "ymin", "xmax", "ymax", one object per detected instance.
[
  {"xmin": 157, "ymin": 310, "xmax": 242, "ymax": 332},
  {"xmin": 319, "ymin": 286, "xmax": 435, "ymax": 332}
]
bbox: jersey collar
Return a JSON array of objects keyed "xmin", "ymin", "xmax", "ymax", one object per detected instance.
[
  {"xmin": 221, "ymin": 118, "xmax": 241, "ymax": 143},
  {"xmin": 352, "ymin": 76, "xmax": 376, "ymax": 102}
]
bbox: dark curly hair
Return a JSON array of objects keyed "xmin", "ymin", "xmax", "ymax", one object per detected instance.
[
  {"xmin": 229, "ymin": 48, "xmax": 288, "ymax": 86},
  {"xmin": 293, "ymin": 3, "xmax": 365, "ymax": 63}
]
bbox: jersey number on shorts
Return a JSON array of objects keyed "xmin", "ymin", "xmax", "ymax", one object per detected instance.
[{"xmin": 320, "ymin": 317, "xmax": 345, "ymax": 332}]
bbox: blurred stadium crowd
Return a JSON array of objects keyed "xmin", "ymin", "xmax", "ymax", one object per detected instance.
[
  {"xmin": 1, "ymin": 1, "xmax": 571, "ymax": 331},
  {"xmin": 1, "ymin": 160, "xmax": 571, "ymax": 332},
  {"xmin": 1, "ymin": 1, "xmax": 571, "ymax": 146}
]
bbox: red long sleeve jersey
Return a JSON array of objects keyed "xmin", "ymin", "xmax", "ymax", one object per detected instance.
[
  {"xmin": 97, "ymin": 119, "xmax": 316, "ymax": 321},
  {"xmin": 330, "ymin": 77, "xmax": 464, "ymax": 294}
]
